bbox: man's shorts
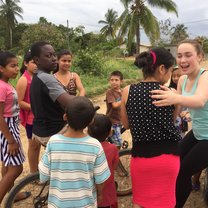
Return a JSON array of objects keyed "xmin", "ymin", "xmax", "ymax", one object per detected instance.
[{"xmin": 33, "ymin": 125, "xmax": 68, "ymax": 146}]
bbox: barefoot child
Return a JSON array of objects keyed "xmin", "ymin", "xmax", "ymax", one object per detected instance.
[
  {"xmin": 39, "ymin": 97, "xmax": 110, "ymax": 208},
  {"xmin": 88, "ymin": 114, "xmax": 119, "ymax": 208},
  {"xmin": 0, "ymin": 51, "xmax": 29, "ymax": 204}
]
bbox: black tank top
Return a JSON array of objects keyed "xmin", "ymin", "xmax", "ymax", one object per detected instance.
[{"xmin": 126, "ymin": 82, "xmax": 181, "ymax": 157}]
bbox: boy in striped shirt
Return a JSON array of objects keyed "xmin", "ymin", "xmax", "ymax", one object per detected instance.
[{"xmin": 39, "ymin": 96, "xmax": 110, "ymax": 208}]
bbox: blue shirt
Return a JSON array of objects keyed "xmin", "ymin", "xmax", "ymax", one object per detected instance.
[
  {"xmin": 39, "ymin": 134, "xmax": 110, "ymax": 208},
  {"xmin": 182, "ymin": 68, "xmax": 208, "ymax": 140}
]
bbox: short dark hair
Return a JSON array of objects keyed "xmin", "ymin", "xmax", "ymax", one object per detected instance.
[
  {"xmin": 135, "ymin": 47, "xmax": 175, "ymax": 79},
  {"xmin": 0, "ymin": 51, "xmax": 16, "ymax": 67},
  {"xmin": 0, "ymin": 51, "xmax": 16, "ymax": 78},
  {"xmin": 65, "ymin": 96, "xmax": 95, "ymax": 130},
  {"xmin": 110, "ymin": 70, "xmax": 123, "ymax": 80},
  {"xmin": 88, "ymin": 114, "xmax": 112, "ymax": 142},
  {"xmin": 30, "ymin": 41, "xmax": 50, "ymax": 58}
]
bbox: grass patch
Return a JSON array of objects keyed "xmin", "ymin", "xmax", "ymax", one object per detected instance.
[
  {"xmin": 10, "ymin": 56, "xmax": 142, "ymax": 97},
  {"xmin": 81, "ymin": 58, "xmax": 142, "ymax": 97}
]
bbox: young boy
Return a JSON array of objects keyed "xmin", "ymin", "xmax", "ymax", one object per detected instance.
[
  {"xmin": 88, "ymin": 114, "xmax": 119, "ymax": 208},
  {"xmin": 38, "ymin": 96, "xmax": 110, "ymax": 208},
  {"xmin": 106, "ymin": 70, "xmax": 123, "ymax": 148}
]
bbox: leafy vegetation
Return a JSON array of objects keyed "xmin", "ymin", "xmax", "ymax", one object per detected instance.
[
  {"xmin": 116, "ymin": 0, "xmax": 178, "ymax": 54},
  {"xmin": 0, "ymin": 0, "xmax": 23, "ymax": 48},
  {"xmin": 98, "ymin": 9, "xmax": 118, "ymax": 39},
  {"xmin": 80, "ymin": 58, "xmax": 142, "ymax": 97},
  {"xmin": 9, "ymin": 55, "xmax": 142, "ymax": 97}
]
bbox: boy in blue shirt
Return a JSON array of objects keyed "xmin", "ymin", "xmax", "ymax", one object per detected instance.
[{"xmin": 39, "ymin": 96, "xmax": 110, "ymax": 208}]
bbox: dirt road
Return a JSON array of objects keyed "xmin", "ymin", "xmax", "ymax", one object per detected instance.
[{"xmin": 1, "ymin": 93, "xmax": 207, "ymax": 207}]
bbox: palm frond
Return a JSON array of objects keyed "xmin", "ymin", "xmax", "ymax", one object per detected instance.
[
  {"xmin": 140, "ymin": 6, "xmax": 160, "ymax": 42},
  {"xmin": 147, "ymin": 0, "xmax": 178, "ymax": 16}
]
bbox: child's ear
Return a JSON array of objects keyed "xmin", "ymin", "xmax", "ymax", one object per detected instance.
[{"xmin": 63, "ymin": 113, "xmax": 68, "ymax": 121}]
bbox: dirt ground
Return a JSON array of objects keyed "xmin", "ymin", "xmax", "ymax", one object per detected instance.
[{"xmin": 1, "ymin": 88, "xmax": 208, "ymax": 207}]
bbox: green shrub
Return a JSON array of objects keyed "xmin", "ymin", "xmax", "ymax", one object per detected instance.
[{"xmin": 74, "ymin": 49, "xmax": 104, "ymax": 76}]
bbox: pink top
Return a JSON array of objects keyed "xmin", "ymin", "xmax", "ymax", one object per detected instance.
[
  {"xmin": 98, "ymin": 141, "xmax": 119, "ymax": 207},
  {"xmin": 19, "ymin": 70, "xmax": 34, "ymax": 126},
  {"xmin": 0, "ymin": 80, "xmax": 19, "ymax": 117}
]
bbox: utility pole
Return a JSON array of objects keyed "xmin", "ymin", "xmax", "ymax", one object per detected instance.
[{"xmin": 67, "ymin": 19, "xmax": 70, "ymax": 50}]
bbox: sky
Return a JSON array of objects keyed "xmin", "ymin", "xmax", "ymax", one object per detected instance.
[{"xmin": 17, "ymin": 0, "xmax": 208, "ymax": 45}]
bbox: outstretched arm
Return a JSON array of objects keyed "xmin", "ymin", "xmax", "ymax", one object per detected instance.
[
  {"xmin": 151, "ymin": 72, "xmax": 208, "ymax": 108},
  {"xmin": 56, "ymin": 93, "xmax": 74, "ymax": 109}
]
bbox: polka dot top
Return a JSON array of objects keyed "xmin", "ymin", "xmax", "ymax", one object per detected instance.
[{"xmin": 126, "ymin": 82, "xmax": 181, "ymax": 157}]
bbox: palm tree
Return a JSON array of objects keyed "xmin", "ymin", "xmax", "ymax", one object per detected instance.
[
  {"xmin": 0, "ymin": 0, "xmax": 23, "ymax": 48},
  {"xmin": 170, "ymin": 24, "xmax": 189, "ymax": 44},
  {"xmin": 117, "ymin": 0, "xmax": 178, "ymax": 54},
  {"xmin": 98, "ymin": 9, "xmax": 118, "ymax": 39}
]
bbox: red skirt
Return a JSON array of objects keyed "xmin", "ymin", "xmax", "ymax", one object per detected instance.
[{"xmin": 131, "ymin": 154, "xmax": 180, "ymax": 208}]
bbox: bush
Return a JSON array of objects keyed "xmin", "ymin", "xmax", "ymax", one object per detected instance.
[{"xmin": 74, "ymin": 48, "xmax": 104, "ymax": 76}]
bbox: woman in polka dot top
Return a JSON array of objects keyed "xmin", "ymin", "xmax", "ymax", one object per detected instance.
[{"xmin": 121, "ymin": 47, "xmax": 181, "ymax": 208}]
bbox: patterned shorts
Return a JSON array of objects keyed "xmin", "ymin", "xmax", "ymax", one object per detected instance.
[
  {"xmin": 110, "ymin": 124, "xmax": 122, "ymax": 147},
  {"xmin": 0, "ymin": 116, "xmax": 25, "ymax": 166}
]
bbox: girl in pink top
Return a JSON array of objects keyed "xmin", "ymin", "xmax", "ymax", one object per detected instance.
[
  {"xmin": 0, "ymin": 51, "xmax": 28, "ymax": 204},
  {"xmin": 88, "ymin": 114, "xmax": 119, "ymax": 208},
  {"xmin": 16, "ymin": 51, "xmax": 40, "ymax": 173}
]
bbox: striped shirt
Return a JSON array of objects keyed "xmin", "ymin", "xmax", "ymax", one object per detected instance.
[{"xmin": 39, "ymin": 134, "xmax": 110, "ymax": 208}]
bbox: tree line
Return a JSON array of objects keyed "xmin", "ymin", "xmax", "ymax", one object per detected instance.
[{"xmin": 1, "ymin": 0, "xmax": 208, "ymax": 55}]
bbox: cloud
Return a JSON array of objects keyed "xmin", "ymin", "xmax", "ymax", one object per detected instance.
[{"xmin": 18, "ymin": 0, "xmax": 208, "ymax": 43}]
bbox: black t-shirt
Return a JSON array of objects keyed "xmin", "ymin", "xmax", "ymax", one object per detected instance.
[
  {"xmin": 126, "ymin": 82, "xmax": 181, "ymax": 157},
  {"xmin": 30, "ymin": 70, "xmax": 66, "ymax": 137}
]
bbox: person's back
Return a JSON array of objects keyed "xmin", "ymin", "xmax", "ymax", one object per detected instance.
[
  {"xmin": 121, "ymin": 48, "xmax": 181, "ymax": 208},
  {"xmin": 88, "ymin": 114, "xmax": 119, "ymax": 208},
  {"xmin": 39, "ymin": 97, "xmax": 110, "ymax": 208}
]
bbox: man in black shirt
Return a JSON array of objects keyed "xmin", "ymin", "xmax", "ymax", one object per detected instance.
[{"xmin": 30, "ymin": 41, "xmax": 74, "ymax": 145}]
